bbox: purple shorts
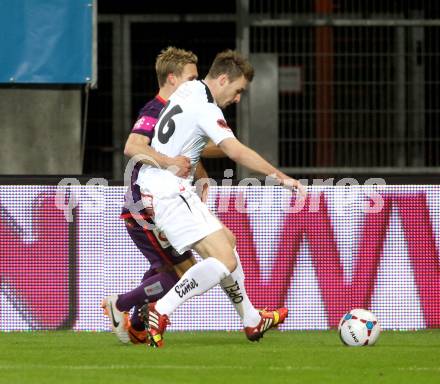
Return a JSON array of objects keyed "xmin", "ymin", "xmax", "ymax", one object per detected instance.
[{"xmin": 124, "ymin": 218, "xmax": 193, "ymax": 271}]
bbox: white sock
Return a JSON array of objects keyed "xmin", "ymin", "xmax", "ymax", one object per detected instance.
[
  {"xmin": 220, "ymin": 248, "xmax": 261, "ymax": 327},
  {"xmin": 156, "ymin": 257, "xmax": 230, "ymax": 316}
]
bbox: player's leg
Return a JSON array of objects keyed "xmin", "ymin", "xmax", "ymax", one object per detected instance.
[
  {"xmin": 102, "ymin": 218, "xmax": 181, "ymax": 343},
  {"xmin": 118, "ymin": 218, "xmax": 198, "ymax": 343},
  {"xmin": 126, "ymin": 255, "xmax": 196, "ymax": 338},
  {"xmin": 153, "ymin": 228, "xmax": 236, "ymax": 316},
  {"xmin": 218, "ymin": 224, "xmax": 288, "ymax": 340},
  {"xmin": 140, "ymin": 191, "xmax": 260, "ymax": 346},
  {"xmin": 123, "ymin": 258, "xmax": 197, "ymax": 344},
  {"xmin": 145, "ymin": 220, "xmax": 237, "ymax": 348},
  {"xmin": 134, "ymin": 197, "xmax": 286, "ymax": 346},
  {"xmin": 145, "ymin": 191, "xmax": 287, "ymax": 347},
  {"xmin": 119, "ymin": 218, "xmax": 185, "ymax": 308},
  {"xmin": 217, "ymin": 225, "xmax": 261, "ymax": 327},
  {"xmin": 125, "ymin": 224, "xmax": 245, "ymax": 331},
  {"xmin": 123, "ymin": 268, "xmax": 159, "ymax": 343},
  {"xmin": 126, "ymin": 267, "xmax": 157, "ymax": 336},
  {"xmin": 149, "ymin": 191, "xmax": 238, "ymax": 310},
  {"xmin": 120, "ymin": 268, "xmax": 180, "ymax": 344}
]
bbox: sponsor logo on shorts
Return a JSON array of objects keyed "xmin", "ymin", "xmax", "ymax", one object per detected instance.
[
  {"xmin": 144, "ymin": 281, "xmax": 164, "ymax": 296},
  {"xmin": 175, "ymin": 278, "xmax": 199, "ymax": 298}
]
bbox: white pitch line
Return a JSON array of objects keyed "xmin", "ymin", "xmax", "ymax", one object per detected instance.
[
  {"xmin": 0, "ymin": 364, "xmax": 438, "ymax": 372},
  {"xmin": 397, "ymin": 367, "xmax": 440, "ymax": 372},
  {"xmin": 0, "ymin": 364, "xmax": 325, "ymax": 371}
]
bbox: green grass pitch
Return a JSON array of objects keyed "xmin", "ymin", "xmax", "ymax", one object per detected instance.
[{"xmin": 0, "ymin": 330, "xmax": 439, "ymax": 384}]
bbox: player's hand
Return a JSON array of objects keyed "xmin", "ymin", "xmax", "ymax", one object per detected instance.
[
  {"xmin": 276, "ymin": 174, "xmax": 307, "ymax": 199},
  {"xmin": 293, "ymin": 179, "xmax": 307, "ymax": 199},
  {"xmin": 194, "ymin": 179, "xmax": 209, "ymax": 203},
  {"xmin": 168, "ymin": 155, "xmax": 191, "ymax": 178},
  {"xmin": 200, "ymin": 183, "xmax": 209, "ymax": 203}
]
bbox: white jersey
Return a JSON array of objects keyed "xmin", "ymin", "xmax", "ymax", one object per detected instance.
[{"xmin": 137, "ymin": 80, "xmax": 235, "ymax": 198}]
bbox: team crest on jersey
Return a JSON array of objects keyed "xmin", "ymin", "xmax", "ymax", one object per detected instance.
[{"xmin": 217, "ymin": 119, "xmax": 230, "ymax": 130}]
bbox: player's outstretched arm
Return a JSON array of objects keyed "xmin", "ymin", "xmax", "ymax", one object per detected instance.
[
  {"xmin": 124, "ymin": 133, "xmax": 191, "ymax": 177},
  {"xmin": 219, "ymin": 137, "xmax": 306, "ymax": 196}
]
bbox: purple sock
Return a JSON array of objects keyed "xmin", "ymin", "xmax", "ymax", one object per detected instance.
[{"xmin": 117, "ymin": 270, "xmax": 179, "ymax": 331}]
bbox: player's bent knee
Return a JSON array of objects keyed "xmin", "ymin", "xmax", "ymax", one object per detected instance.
[
  {"xmin": 208, "ymin": 249, "xmax": 237, "ymax": 272},
  {"xmin": 210, "ymin": 249, "xmax": 237, "ymax": 272},
  {"xmin": 221, "ymin": 254, "xmax": 237, "ymax": 272},
  {"xmin": 212, "ymin": 243, "xmax": 237, "ymax": 272},
  {"xmin": 193, "ymin": 229, "xmax": 236, "ymax": 271}
]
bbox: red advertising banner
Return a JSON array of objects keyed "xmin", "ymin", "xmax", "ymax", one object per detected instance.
[{"xmin": 1, "ymin": 186, "xmax": 439, "ymax": 331}]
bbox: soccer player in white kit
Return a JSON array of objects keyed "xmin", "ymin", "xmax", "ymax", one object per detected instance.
[{"xmin": 136, "ymin": 50, "xmax": 306, "ymax": 347}]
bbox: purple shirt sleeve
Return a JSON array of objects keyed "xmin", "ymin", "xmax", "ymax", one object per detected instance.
[
  {"xmin": 131, "ymin": 116, "xmax": 158, "ymax": 140},
  {"xmin": 130, "ymin": 97, "xmax": 165, "ymax": 140}
]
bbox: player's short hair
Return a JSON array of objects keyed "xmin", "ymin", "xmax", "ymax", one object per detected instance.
[
  {"xmin": 155, "ymin": 47, "xmax": 198, "ymax": 87},
  {"xmin": 207, "ymin": 50, "xmax": 254, "ymax": 82}
]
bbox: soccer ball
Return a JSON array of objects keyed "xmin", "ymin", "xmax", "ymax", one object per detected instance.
[{"xmin": 338, "ymin": 309, "xmax": 381, "ymax": 346}]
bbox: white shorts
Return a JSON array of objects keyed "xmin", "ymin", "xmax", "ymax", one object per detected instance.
[{"xmin": 151, "ymin": 190, "xmax": 222, "ymax": 255}]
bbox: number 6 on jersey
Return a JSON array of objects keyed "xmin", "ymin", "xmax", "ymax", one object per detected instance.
[{"xmin": 157, "ymin": 102, "xmax": 183, "ymax": 144}]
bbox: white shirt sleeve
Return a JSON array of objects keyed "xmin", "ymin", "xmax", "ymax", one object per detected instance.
[{"xmin": 197, "ymin": 104, "xmax": 235, "ymax": 145}]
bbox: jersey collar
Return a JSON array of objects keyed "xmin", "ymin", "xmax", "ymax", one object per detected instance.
[
  {"xmin": 200, "ymin": 80, "xmax": 215, "ymax": 104},
  {"xmin": 155, "ymin": 94, "xmax": 167, "ymax": 105}
]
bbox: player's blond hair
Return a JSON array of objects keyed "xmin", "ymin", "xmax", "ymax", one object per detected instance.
[
  {"xmin": 155, "ymin": 47, "xmax": 198, "ymax": 87},
  {"xmin": 207, "ymin": 50, "xmax": 254, "ymax": 82}
]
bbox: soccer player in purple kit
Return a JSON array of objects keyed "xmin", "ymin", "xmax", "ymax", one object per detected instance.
[{"xmin": 102, "ymin": 47, "xmax": 199, "ymax": 344}]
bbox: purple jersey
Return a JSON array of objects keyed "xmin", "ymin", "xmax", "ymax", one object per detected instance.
[{"xmin": 121, "ymin": 95, "xmax": 166, "ymax": 219}]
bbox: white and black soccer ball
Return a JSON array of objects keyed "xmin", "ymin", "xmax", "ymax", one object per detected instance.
[{"xmin": 338, "ymin": 309, "xmax": 381, "ymax": 347}]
